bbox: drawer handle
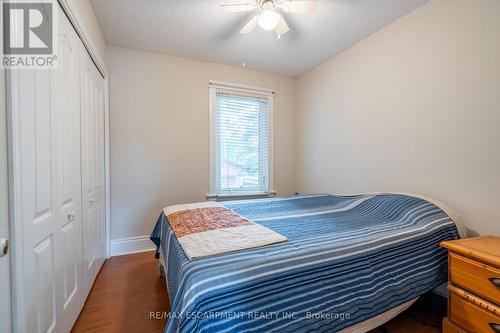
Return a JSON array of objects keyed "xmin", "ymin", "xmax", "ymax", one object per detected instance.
[
  {"xmin": 489, "ymin": 277, "xmax": 500, "ymax": 288},
  {"xmin": 489, "ymin": 323, "xmax": 500, "ymax": 333}
]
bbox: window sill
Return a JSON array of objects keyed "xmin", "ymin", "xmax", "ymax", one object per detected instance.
[{"xmin": 206, "ymin": 191, "xmax": 277, "ymax": 201}]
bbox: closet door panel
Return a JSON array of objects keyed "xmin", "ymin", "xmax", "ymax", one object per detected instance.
[
  {"xmin": 81, "ymin": 56, "xmax": 105, "ymax": 292},
  {"xmin": 95, "ymin": 70, "xmax": 106, "ymax": 261},
  {"xmin": 15, "ymin": 68, "xmax": 58, "ymax": 333},
  {"xmin": 29, "ymin": 69, "xmax": 57, "ymax": 333},
  {"xmin": 55, "ymin": 8, "xmax": 85, "ymax": 332},
  {"xmin": 81, "ymin": 64, "xmax": 95, "ymax": 282}
]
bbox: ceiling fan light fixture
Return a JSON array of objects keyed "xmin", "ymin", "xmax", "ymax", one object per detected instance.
[{"xmin": 258, "ymin": 9, "xmax": 280, "ymax": 30}]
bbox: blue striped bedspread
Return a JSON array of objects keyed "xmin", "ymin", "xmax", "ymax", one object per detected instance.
[{"xmin": 150, "ymin": 194, "xmax": 459, "ymax": 333}]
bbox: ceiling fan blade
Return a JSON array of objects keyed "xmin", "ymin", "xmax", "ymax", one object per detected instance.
[
  {"xmin": 220, "ymin": 3, "xmax": 257, "ymax": 12},
  {"xmin": 275, "ymin": 15, "xmax": 289, "ymax": 36},
  {"xmin": 279, "ymin": 0, "xmax": 317, "ymax": 14},
  {"xmin": 240, "ymin": 15, "xmax": 259, "ymax": 34}
]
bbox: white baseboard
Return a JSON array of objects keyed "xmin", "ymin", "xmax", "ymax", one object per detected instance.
[{"xmin": 110, "ymin": 235, "xmax": 155, "ymax": 256}]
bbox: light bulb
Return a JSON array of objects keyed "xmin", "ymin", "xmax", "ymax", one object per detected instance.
[{"xmin": 258, "ymin": 9, "xmax": 280, "ymax": 30}]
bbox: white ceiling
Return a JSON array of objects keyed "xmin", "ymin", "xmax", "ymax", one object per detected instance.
[{"xmin": 91, "ymin": 0, "xmax": 428, "ymax": 77}]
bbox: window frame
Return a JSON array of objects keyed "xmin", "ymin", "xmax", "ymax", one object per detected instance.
[{"xmin": 208, "ymin": 80, "xmax": 274, "ymax": 200}]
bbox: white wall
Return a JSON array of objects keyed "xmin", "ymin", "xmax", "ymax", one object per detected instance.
[
  {"xmin": 107, "ymin": 0, "xmax": 499, "ymax": 240},
  {"xmin": 107, "ymin": 46, "xmax": 296, "ymax": 240},
  {"xmin": 296, "ymin": 0, "xmax": 500, "ymax": 236},
  {"xmin": 67, "ymin": 0, "xmax": 106, "ymax": 66}
]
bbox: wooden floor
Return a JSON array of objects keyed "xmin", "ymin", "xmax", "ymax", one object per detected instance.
[
  {"xmin": 72, "ymin": 251, "xmax": 170, "ymax": 332},
  {"xmin": 72, "ymin": 251, "xmax": 445, "ymax": 333}
]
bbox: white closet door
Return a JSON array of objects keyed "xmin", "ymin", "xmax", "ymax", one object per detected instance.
[
  {"xmin": 13, "ymin": 68, "xmax": 58, "ymax": 333},
  {"xmin": 55, "ymin": 8, "xmax": 85, "ymax": 332},
  {"xmin": 9, "ymin": 5, "xmax": 86, "ymax": 332},
  {"xmin": 81, "ymin": 51, "xmax": 106, "ymax": 293}
]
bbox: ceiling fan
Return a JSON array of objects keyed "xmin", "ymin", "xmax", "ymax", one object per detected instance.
[{"xmin": 220, "ymin": 0, "xmax": 317, "ymax": 39}]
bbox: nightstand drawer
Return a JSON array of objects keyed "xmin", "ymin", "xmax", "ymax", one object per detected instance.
[
  {"xmin": 449, "ymin": 287, "xmax": 500, "ymax": 333},
  {"xmin": 450, "ymin": 253, "xmax": 500, "ymax": 305}
]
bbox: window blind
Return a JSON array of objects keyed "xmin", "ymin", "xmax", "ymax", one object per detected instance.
[{"xmin": 215, "ymin": 89, "xmax": 270, "ymax": 194}]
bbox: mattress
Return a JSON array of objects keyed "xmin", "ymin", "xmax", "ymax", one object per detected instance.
[
  {"xmin": 158, "ymin": 246, "xmax": 418, "ymax": 333},
  {"xmin": 150, "ymin": 193, "xmax": 460, "ymax": 333}
]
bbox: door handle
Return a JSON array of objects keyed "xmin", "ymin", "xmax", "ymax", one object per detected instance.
[
  {"xmin": 489, "ymin": 323, "xmax": 500, "ymax": 333},
  {"xmin": 489, "ymin": 277, "xmax": 500, "ymax": 288},
  {"xmin": 67, "ymin": 212, "xmax": 75, "ymax": 222},
  {"xmin": 0, "ymin": 239, "xmax": 8, "ymax": 257}
]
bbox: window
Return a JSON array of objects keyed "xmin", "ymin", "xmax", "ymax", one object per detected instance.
[{"xmin": 209, "ymin": 81, "xmax": 273, "ymax": 197}]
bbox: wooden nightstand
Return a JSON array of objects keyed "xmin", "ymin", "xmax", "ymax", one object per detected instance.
[{"xmin": 440, "ymin": 236, "xmax": 500, "ymax": 333}]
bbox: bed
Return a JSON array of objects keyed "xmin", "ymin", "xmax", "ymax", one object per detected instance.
[{"xmin": 150, "ymin": 193, "xmax": 464, "ymax": 333}]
